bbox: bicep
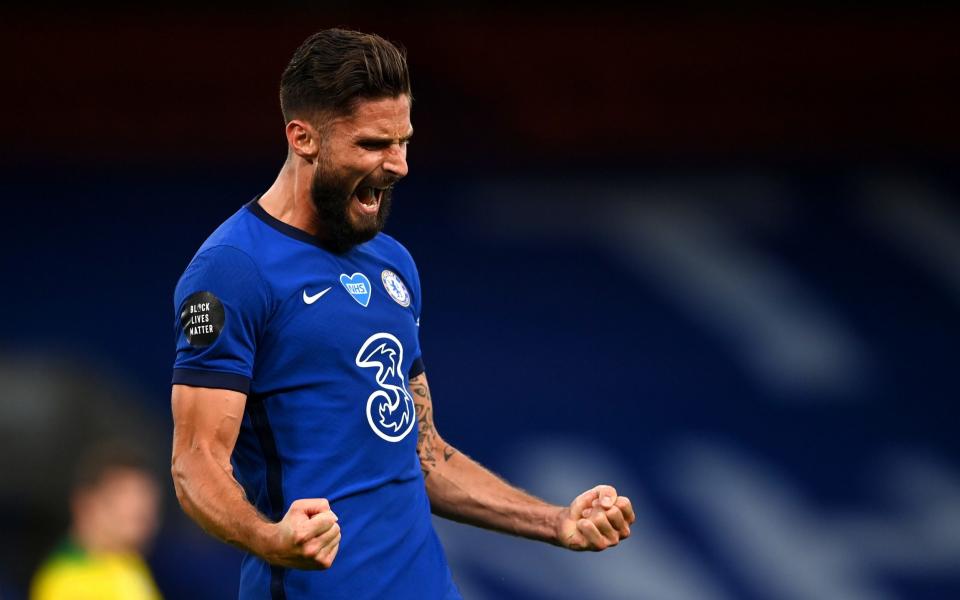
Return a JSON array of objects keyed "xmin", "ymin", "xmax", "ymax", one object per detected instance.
[
  {"xmin": 409, "ymin": 372, "xmax": 438, "ymax": 442},
  {"xmin": 171, "ymin": 384, "xmax": 247, "ymax": 463},
  {"xmin": 409, "ymin": 373, "xmax": 457, "ymax": 477}
]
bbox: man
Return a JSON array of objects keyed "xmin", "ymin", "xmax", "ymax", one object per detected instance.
[
  {"xmin": 171, "ymin": 28, "xmax": 634, "ymax": 599},
  {"xmin": 31, "ymin": 443, "xmax": 162, "ymax": 600}
]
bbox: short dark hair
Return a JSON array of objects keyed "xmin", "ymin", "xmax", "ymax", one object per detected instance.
[
  {"xmin": 280, "ymin": 28, "xmax": 411, "ymax": 123},
  {"xmin": 73, "ymin": 440, "xmax": 156, "ymax": 491}
]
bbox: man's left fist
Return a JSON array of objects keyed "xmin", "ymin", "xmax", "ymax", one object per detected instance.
[{"xmin": 556, "ymin": 484, "xmax": 635, "ymax": 551}]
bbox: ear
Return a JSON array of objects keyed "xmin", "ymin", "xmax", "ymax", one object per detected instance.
[{"xmin": 285, "ymin": 119, "xmax": 320, "ymax": 162}]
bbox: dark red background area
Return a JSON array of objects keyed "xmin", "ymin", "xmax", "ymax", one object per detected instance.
[{"xmin": 2, "ymin": 7, "xmax": 957, "ymax": 167}]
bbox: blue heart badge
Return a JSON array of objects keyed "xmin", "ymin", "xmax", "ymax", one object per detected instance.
[{"xmin": 339, "ymin": 272, "xmax": 372, "ymax": 307}]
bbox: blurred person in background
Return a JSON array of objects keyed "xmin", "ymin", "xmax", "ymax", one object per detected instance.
[
  {"xmin": 171, "ymin": 28, "xmax": 634, "ymax": 600},
  {"xmin": 30, "ymin": 443, "xmax": 162, "ymax": 600}
]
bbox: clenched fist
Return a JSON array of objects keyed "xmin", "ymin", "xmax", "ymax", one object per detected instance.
[
  {"xmin": 263, "ymin": 498, "xmax": 342, "ymax": 569},
  {"xmin": 556, "ymin": 485, "xmax": 635, "ymax": 551}
]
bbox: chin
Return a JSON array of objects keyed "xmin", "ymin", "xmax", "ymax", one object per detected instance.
[
  {"xmin": 349, "ymin": 204, "xmax": 389, "ymax": 238},
  {"xmin": 351, "ymin": 224, "xmax": 382, "ymax": 246},
  {"xmin": 348, "ymin": 211, "xmax": 376, "ymax": 230}
]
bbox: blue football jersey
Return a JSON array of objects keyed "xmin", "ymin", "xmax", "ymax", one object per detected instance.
[{"xmin": 172, "ymin": 198, "xmax": 461, "ymax": 600}]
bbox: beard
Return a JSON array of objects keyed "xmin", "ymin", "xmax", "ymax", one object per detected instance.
[{"xmin": 310, "ymin": 161, "xmax": 394, "ymax": 254}]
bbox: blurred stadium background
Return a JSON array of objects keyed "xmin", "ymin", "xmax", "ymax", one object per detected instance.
[{"xmin": 1, "ymin": 3, "xmax": 958, "ymax": 599}]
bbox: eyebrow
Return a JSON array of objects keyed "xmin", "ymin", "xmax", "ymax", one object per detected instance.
[{"xmin": 355, "ymin": 130, "xmax": 414, "ymax": 145}]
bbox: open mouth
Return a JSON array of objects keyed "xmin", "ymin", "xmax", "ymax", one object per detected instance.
[{"xmin": 352, "ymin": 185, "xmax": 386, "ymax": 215}]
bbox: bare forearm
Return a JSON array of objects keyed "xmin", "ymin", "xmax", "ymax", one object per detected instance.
[
  {"xmin": 171, "ymin": 385, "xmax": 340, "ymax": 570},
  {"xmin": 424, "ymin": 448, "xmax": 563, "ymax": 545},
  {"xmin": 409, "ymin": 374, "xmax": 562, "ymax": 544},
  {"xmin": 408, "ymin": 373, "xmax": 634, "ymax": 552},
  {"xmin": 171, "ymin": 447, "xmax": 275, "ymax": 557}
]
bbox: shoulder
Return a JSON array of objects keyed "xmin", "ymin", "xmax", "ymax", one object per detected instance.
[
  {"xmin": 31, "ymin": 546, "xmax": 96, "ymax": 600},
  {"xmin": 189, "ymin": 204, "xmax": 264, "ymax": 269},
  {"xmin": 177, "ymin": 204, "xmax": 271, "ymax": 298},
  {"xmin": 177, "ymin": 244, "xmax": 268, "ymax": 300},
  {"xmin": 367, "ymin": 233, "xmax": 420, "ymax": 293},
  {"xmin": 370, "ymin": 232, "xmax": 418, "ymax": 271},
  {"xmin": 186, "ymin": 244, "xmax": 262, "ymax": 277},
  {"xmin": 175, "ymin": 242, "xmax": 274, "ymax": 321}
]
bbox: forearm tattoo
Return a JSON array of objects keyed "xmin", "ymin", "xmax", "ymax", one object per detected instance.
[{"xmin": 410, "ymin": 378, "xmax": 457, "ymax": 478}]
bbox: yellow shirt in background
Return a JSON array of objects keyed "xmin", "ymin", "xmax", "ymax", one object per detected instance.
[{"xmin": 30, "ymin": 540, "xmax": 162, "ymax": 600}]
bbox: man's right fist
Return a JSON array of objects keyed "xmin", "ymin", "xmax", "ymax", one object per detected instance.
[{"xmin": 265, "ymin": 498, "xmax": 341, "ymax": 570}]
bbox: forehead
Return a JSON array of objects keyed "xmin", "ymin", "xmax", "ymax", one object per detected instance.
[
  {"xmin": 331, "ymin": 95, "xmax": 412, "ymax": 137},
  {"xmin": 97, "ymin": 467, "xmax": 158, "ymax": 493}
]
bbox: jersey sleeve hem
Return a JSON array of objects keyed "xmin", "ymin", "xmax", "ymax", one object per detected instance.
[
  {"xmin": 172, "ymin": 368, "xmax": 251, "ymax": 394},
  {"xmin": 409, "ymin": 356, "xmax": 425, "ymax": 379}
]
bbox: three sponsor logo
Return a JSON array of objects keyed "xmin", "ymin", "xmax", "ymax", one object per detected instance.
[{"xmin": 356, "ymin": 332, "xmax": 416, "ymax": 442}]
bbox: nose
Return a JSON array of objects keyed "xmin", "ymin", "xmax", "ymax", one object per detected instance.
[{"xmin": 383, "ymin": 144, "xmax": 409, "ymax": 179}]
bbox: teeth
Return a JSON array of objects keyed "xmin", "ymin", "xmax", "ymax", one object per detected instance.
[{"xmin": 356, "ymin": 186, "xmax": 377, "ymax": 205}]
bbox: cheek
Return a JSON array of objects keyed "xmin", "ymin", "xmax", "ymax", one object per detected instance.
[
  {"xmin": 347, "ymin": 147, "xmax": 384, "ymax": 171},
  {"xmin": 107, "ymin": 484, "xmax": 159, "ymax": 526},
  {"xmin": 326, "ymin": 155, "xmax": 375, "ymax": 182},
  {"xmin": 117, "ymin": 496, "xmax": 159, "ymax": 538}
]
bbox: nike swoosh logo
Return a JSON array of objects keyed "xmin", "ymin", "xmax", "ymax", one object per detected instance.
[{"xmin": 303, "ymin": 287, "xmax": 333, "ymax": 304}]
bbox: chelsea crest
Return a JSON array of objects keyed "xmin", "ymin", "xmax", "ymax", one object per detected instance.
[{"xmin": 381, "ymin": 270, "xmax": 411, "ymax": 307}]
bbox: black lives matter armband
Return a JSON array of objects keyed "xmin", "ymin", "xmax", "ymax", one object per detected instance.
[{"xmin": 179, "ymin": 291, "xmax": 225, "ymax": 347}]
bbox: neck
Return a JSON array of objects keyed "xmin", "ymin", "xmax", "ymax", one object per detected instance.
[{"xmin": 259, "ymin": 157, "xmax": 321, "ymax": 236}]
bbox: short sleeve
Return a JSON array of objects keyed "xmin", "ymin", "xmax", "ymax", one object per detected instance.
[{"xmin": 171, "ymin": 245, "xmax": 271, "ymax": 394}]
